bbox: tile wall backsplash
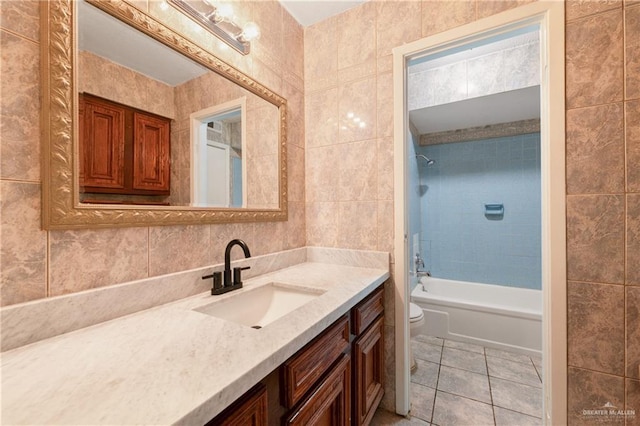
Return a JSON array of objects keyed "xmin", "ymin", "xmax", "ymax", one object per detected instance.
[{"xmin": 418, "ymin": 134, "xmax": 542, "ymax": 290}]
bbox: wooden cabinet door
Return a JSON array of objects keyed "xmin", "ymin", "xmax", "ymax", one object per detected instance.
[
  {"xmin": 206, "ymin": 384, "xmax": 267, "ymax": 426},
  {"xmin": 81, "ymin": 97, "xmax": 125, "ymax": 189},
  {"xmin": 132, "ymin": 112, "xmax": 170, "ymax": 192},
  {"xmin": 285, "ymin": 354, "xmax": 351, "ymax": 426},
  {"xmin": 353, "ymin": 316, "xmax": 384, "ymax": 426}
]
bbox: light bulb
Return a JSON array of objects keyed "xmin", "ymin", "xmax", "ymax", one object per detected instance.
[
  {"xmin": 216, "ymin": 3, "xmax": 234, "ymax": 20},
  {"xmin": 239, "ymin": 21, "xmax": 260, "ymax": 42}
]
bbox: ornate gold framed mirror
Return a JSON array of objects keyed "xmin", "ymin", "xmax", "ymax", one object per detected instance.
[{"xmin": 41, "ymin": 0, "xmax": 287, "ymax": 230}]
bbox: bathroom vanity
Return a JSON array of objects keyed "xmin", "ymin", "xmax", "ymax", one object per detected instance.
[
  {"xmin": 209, "ymin": 285, "xmax": 384, "ymax": 425},
  {"xmin": 0, "ymin": 247, "xmax": 389, "ymax": 425}
]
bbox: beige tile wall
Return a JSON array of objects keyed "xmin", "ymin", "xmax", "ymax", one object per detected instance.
[
  {"xmin": 565, "ymin": 1, "xmax": 639, "ymax": 423},
  {"xmin": 303, "ymin": 0, "xmax": 638, "ymax": 419},
  {"xmin": 3, "ymin": 0, "xmax": 640, "ymax": 420},
  {"xmin": 0, "ymin": 0, "xmax": 305, "ymax": 304}
]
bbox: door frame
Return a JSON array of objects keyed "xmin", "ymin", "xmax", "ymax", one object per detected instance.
[{"xmin": 392, "ymin": 2, "xmax": 566, "ymax": 423}]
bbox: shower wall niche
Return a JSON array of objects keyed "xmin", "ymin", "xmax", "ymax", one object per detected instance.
[{"xmin": 418, "ymin": 133, "xmax": 541, "ymax": 290}]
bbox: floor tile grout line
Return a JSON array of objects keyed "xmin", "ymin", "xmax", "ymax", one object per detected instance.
[{"xmin": 484, "ymin": 347, "xmax": 498, "ymax": 426}]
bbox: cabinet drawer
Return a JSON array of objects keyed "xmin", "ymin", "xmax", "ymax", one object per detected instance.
[
  {"xmin": 351, "ymin": 286, "xmax": 384, "ymax": 336},
  {"xmin": 282, "ymin": 315, "xmax": 350, "ymax": 409}
]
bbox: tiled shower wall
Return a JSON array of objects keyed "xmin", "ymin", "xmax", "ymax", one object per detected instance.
[
  {"xmin": 418, "ymin": 134, "xmax": 542, "ymax": 290},
  {"xmin": 0, "ymin": 0, "xmax": 305, "ymax": 303},
  {"xmin": 302, "ymin": 0, "xmax": 640, "ymax": 419}
]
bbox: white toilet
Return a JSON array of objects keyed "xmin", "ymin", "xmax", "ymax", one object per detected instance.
[{"xmin": 409, "ymin": 302, "xmax": 425, "ymax": 372}]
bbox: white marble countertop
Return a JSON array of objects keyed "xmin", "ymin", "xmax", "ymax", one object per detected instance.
[{"xmin": 1, "ymin": 261, "xmax": 389, "ymax": 425}]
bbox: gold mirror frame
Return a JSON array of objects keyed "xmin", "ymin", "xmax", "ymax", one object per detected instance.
[{"xmin": 41, "ymin": 0, "xmax": 287, "ymax": 230}]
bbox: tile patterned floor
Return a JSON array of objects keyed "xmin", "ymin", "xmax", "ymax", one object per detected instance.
[{"xmin": 372, "ymin": 336, "xmax": 543, "ymax": 426}]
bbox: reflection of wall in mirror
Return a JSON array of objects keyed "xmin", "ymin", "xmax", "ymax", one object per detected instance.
[
  {"xmin": 78, "ymin": 51, "xmax": 175, "ymax": 119},
  {"xmin": 171, "ymin": 71, "xmax": 280, "ymax": 208}
]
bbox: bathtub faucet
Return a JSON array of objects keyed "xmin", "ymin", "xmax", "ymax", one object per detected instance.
[{"xmin": 414, "ymin": 253, "xmax": 431, "ymax": 277}]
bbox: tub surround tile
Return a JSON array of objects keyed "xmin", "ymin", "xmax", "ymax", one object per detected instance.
[
  {"xmin": 626, "ymin": 5, "xmax": 640, "ymax": 100},
  {"xmin": 412, "ymin": 340, "xmax": 443, "ymax": 364},
  {"xmin": 421, "ymin": 0, "xmax": 475, "ymax": 37},
  {"xmin": 490, "ymin": 377, "xmax": 542, "ymax": 418},
  {"xmin": 568, "ymin": 367, "xmax": 625, "ymax": 424},
  {"xmin": 0, "ymin": 29, "xmax": 40, "ymax": 181},
  {"xmin": 411, "ymin": 359, "xmax": 439, "ymax": 389},
  {"xmin": 49, "ymin": 228, "xmax": 149, "ymax": 297},
  {"xmin": 566, "ymin": 9, "xmax": 624, "ymax": 109},
  {"xmin": 568, "ymin": 281, "xmax": 625, "ymax": 375},
  {"xmin": 493, "ymin": 406, "xmax": 541, "ymax": 426},
  {"xmin": 432, "ymin": 391, "xmax": 494, "ymax": 426},
  {"xmin": 437, "ymin": 365, "xmax": 491, "ymax": 404},
  {"xmin": 0, "ymin": 260, "xmax": 389, "ymax": 425},
  {"xmin": 486, "ymin": 357, "xmax": 542, "ymax": 388},
  {"xmin": 566, "ymin": 195, "xmax": 625, "ymax": 284},
  {"xmin": 566, "ymin": 0, "xmax": 622, "ymax": 21},
  {"xmin": 440, "ymin": 347, "xmax": 487, "ymax": 375},
  {"xmin": 410, "ymin": 383, "xmax": 436, "ymax": 423},
  {"xmin": 0, "ymin": 182, "xmax": 46, "ymax": 306},
  {"xmin": 627, "ymin": 287, "xmax": 640, "ymax": 378},
  {"xmin": 627, "ymin": 101, "xmax": 640, "ymax": 192},
  {"xmin": 566, "ymin": 102, "xmax": 624, "ymax": 194}
]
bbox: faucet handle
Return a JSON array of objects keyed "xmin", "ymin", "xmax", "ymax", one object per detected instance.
[
  {"xmin": 202, "ymin": 271, "xmax": 223, "ymax": 294},
  {"xmin": 232, "ymin": 266, "xmax": 250, "ymax": 287}
]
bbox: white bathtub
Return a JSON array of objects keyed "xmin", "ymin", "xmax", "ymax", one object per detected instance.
[{"xmin": 411, "ymin": 277, "xmax": 542, "ymax": 357}]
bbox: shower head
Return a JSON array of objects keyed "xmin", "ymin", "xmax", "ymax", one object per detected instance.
[{"xmin": 416, "ymin": 154, "xmax": 435, "ymax": 166}]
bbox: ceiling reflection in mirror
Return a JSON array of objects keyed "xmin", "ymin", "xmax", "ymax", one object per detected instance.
[{"xmin": 76, "ymin": 0, "xmax": 280, "ymax": 209}]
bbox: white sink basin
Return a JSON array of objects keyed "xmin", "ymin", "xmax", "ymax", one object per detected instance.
[{"xmin": 194, "ymin": 282, "xmax": 326, "ymax": 329}]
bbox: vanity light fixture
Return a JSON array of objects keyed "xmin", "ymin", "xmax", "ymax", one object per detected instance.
[{"xmin": 169, "ymin": 0, "xmax": 260, "ymax": 55}]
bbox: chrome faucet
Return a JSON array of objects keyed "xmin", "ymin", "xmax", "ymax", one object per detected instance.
[
  {"xmin": 202, "ymin": 239, "xmax": 251, "ymax": 295},
  {"xmin": 414, "ymin": 253, "xmax": 431, "ymax": 277}
]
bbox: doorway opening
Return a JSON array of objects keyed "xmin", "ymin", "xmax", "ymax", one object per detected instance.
[{"xmin": 393, "ymin": 2, "xmax": 565, "ymax": 424}]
